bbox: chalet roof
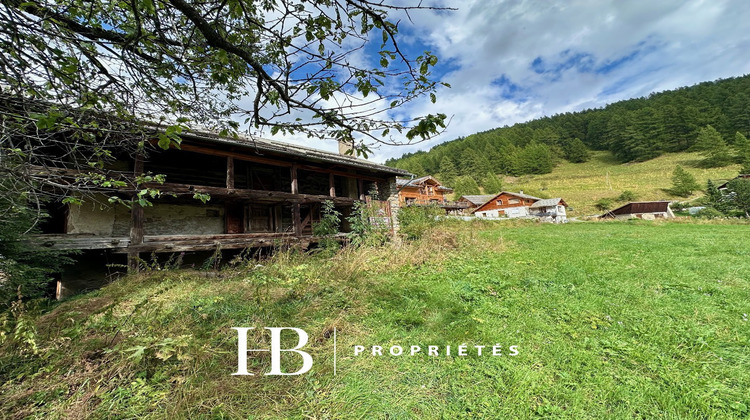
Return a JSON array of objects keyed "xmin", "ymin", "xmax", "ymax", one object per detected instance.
[
  {"xmin": 459, "ymin": 195, "xmax": 495, "ymax": 205},
  {"xmin": 396, "ymin": 175, "xmax": 453, "ymax": 191},
  {"xmin": 530, "ymin": 198, "xmax": 565, "ymax": 208},
  {"xmin": 181, "ymin": 129, "xmax": 410, "ymax": 177},
  {"xmin": 717, "ymin": 174, "xmax": 750, "ymax": 189},
  {"xmin": 601, "ymin": 201, "xmax": 671, "ymax": 218},
  {"xmin": 497, "ymin": 191, "xmax": 542, "ymax": 200}
]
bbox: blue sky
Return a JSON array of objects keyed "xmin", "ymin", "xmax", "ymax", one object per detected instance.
[{"xmin": 271, "ymin": 0, "xmax": 750, "ymax": 162}]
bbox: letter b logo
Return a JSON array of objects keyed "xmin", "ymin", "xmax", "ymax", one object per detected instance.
[{"xmin": 232, "ymin": 327, "xmax": 314, "ymax": 376}]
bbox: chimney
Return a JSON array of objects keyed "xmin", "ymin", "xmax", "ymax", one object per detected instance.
[
  {"xmin": 338, "ymin": 140, "xmax": 354, "ymax": 156},
  {"xmin": 520, "ymin": 190, "xmax": 523, "ymax": 194}
]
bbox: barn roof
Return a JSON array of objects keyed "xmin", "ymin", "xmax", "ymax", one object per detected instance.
[
  {"xmin": 530, "ymin": 198, "xmax": 566, "ymax": 208},
  {"xmin": 601, "ymin": 201, "xmax": 671, "ymax": 218},
  {"xmin": 182, "ymin": 130, "xmax": 409, "ymax": 177},
  {"xmin": 459, "ymin": 195, "xmax": 495, "ymax": 205}
]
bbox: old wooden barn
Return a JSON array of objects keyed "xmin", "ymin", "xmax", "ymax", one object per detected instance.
[{"xmin": 31, "ymin": 130, "xmax": 407, "ymax": 297}]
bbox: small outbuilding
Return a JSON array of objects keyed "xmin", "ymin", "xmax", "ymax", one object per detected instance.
[
  {"xmin": 457, "ymin": 195, "xmax": 495, "ymax": 212},
  {"xmin": 600, "ymin": 201, "xmax": 674, "ymax": 220}
]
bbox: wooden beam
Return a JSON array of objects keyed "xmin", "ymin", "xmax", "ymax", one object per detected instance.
[
  {"xmin": 142, "ymin": 182, "xmax": 356, "ymax": 205},
  {"xmin": 293, "ymin": 203, "xmax": 302, "ymax": 237},
  {"xmin": 329, "ymin": 173, "xmax": 336, "ymax": 197},
  {"xmin": 226, "ymin": 156, "xmax": 235, "ymax": 189},
  {"xmin": 128, "ymin": 152, "xmax": 145, "ymax": 272},
  {"xmin": 178, "ymin": 143, "xmax": 388, "ymax": 182},
  {"xmin": 358, "ymin": 178, "xmax": 365, "ymax": 201}
]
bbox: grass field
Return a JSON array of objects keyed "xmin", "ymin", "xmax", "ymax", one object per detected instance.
[
  {"xmin": 2, "ymin": 220, "xmax": 750, "ymax": 419},
  {"xmin": 501, "ymin": 151, "xmax": 741, "ymax": 215}
]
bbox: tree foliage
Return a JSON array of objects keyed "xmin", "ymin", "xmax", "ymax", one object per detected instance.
[
  {"xmin": 451, "ymin": 175, "xmax": 480, "ymax": 197},
  {"xmin": 0, "ymin": 0, "xmax": 449, "ymax": 151},
  {"xmin": 695, "ymin": 125, "xmax": 732, "ymax": 168},
  {"xmin": 670, "ymin": 165, "xmax": 700, "ymax": 197}
]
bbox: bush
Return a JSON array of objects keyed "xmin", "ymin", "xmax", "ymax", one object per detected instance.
[
  {"xmin": 695, "ymin": 207, "xmax": 725, "ymax": 219},
  {"xmin": 617, "ymin": 190, "xmax": 638, "ymax": 202},
  {"xmin": 594, "ymin": 198, "xmax": 614, "ymax": 211},
  {"xmin": 397, "ymin": 205, "xmax": 444, "ymax": 240}
]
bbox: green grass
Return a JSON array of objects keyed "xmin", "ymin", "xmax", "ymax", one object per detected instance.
[
  {"xmin": 2, "ymin": 220, "xmax": 750, "ymax": 418},
  {"xmin": 500, "ymin": 151, "xmax": 741, "ymax": 215}
]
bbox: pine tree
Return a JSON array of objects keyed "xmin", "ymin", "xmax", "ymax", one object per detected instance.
[
  {"xmin": 705, "ymin": 179, "xmax": 729, "ymax": 214},
  {"xmin": 734, "ymin": 132, "xmax": 750, "ymax": 173},
  {"xmin": 727, "ymin": 178, "xmax": 750, "ymax": 217},
  {"xmin": 482, "ymin": 172, "xmax": 503, "ymax": 194},
  {"xmin": 438, "ymin": 156, "xmax": 458, "ymax": 186},
  {"xmin": 670, "ymin": 165, "xmax": 700, "ymax": 197},
  {"xmin": 695, "ymin": 125, "xmax": 732, "ymax": 167},
  {"xmin": 452, "ymin": 175, "xmax": 481, "ymax": 197},
  {"xmin": 561, "ymin": 137, "xmax": 590, "ymax": 163}
]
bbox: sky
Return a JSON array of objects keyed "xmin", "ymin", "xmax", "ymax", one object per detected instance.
[{"xmin": 267, "ymin": 0, "xmax": 750, "ymax": 163}]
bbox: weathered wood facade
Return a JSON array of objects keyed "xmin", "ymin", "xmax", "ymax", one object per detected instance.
[{"xmin": 33, "ymin": 130, "xmax": 407, "ymax": 293}]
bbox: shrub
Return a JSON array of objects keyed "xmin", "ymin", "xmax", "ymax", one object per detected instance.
[
  {"xmin": 397, "ymin": 205, "xmax": 444, "ymax": 240},
  {"xmin": 617, "ymin": 190, "xmax": 638, "ymax": 202},
  {"xmin": 695, "ymin": 207, "xmax": 725, "ymax": 219},
  {"xmin": 594, "ymin": 198, "xmax": 614, "ymax": 211}
]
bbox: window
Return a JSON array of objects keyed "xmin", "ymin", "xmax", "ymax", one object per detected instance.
[
  {"xmin": 508, "ymin": 198, "xmax": 520, "ymax": 204},
  {"xmin": 496, "ymin": 200, "xmax": 503, "ymax": 205}
]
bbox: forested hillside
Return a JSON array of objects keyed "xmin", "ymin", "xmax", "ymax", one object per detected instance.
[{"xmin": 385, "ymin": 75, "xmax": 750, "ymax": 193}]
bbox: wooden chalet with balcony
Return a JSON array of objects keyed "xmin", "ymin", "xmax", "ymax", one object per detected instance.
[{"xmin": 396, "ymin": 176, "xmax": 453, "ymax": 206}]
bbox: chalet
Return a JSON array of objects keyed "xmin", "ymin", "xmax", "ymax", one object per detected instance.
[
  {"xmin": 471, "ymin": 192, "xmax": 569, "ymax": 222},
  {"xmin": 529, "ymin": 198, "xmax": 568, "ymax": 223},
  {"xmin": 600, "ymin": 201, "xmax": 674, "ymax": 220},
  {"xmin": 31, "ymin": 129, "xmax": 408, "ymax": 297},
  {"xmin": 396, "ymin": 176, "xmax": 453, "ymax": 206},
  {"xmin": 457, "ymin": 195, "xmax": 495, "ymax": 212},
  {"xmin": 472, "ymin": 191, "xmax": 541, "ymax": 218}
]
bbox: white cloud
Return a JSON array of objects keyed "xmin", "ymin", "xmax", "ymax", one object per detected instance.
[{"xmin": 261, "ymin": 0, "xmax": 750, "ymax": 163}]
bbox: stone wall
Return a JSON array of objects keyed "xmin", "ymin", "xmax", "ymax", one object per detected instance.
[{"xmin": 377, "ymin": 176, "xmax": 400, "ymax": 234}]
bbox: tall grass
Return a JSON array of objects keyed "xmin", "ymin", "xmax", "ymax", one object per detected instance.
[{"xmin": 1, "ymin": 220, "xmax": 749, "ymax": 418}]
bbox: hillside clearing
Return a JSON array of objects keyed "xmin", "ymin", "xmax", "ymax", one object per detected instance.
[
  {"xmin": 1, "ymin": 221, "xmax": 749, "ymax": 419},
  {"xmin": 501, "ymin": 151, "xmax": 740, "ymax": 215}
]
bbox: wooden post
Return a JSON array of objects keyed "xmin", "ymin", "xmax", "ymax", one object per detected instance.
[
  {"xmin": 329, "ymin": 173, "xmax": 336, "ymax": 197},
  {"xmin": 358, "ymin": 178, "xmax": 365, "ymax": 201},
  {"xmin": 291, "ymin": 164, "xmax": 301, "ymax": 236},
  {"xmin": 293, "ymin": 203, "xmax": 302, "ymax": 237},
  {"xmin": 226, "ymin": 156, "xmax": 234, "ymax": 189},
  {"xmin": 128, "ymin": 152, "xmax": 145, "ymax": 272},
  {"xmin": 290, "ymin": 164, "xmax": 298, "ymax": 194}
]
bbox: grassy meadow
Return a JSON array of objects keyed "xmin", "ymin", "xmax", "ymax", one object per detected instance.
[
  {"xmin": 2, "ymin": 220, "xmax": 750, "ymax": 419},
  {"xmin": 501, "ymin": 151, "xmax": 741, "ymax": 215}
]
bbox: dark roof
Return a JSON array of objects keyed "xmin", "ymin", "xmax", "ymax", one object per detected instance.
[
  {"xmin": 459, "ymin": 195, "xmax": 495, "ymax": 205},
  {"xmin": 717, "ymin": 174, "xmax": 750, "ymax": 190},
  {"xmin": 601, "ymin": 201, "xmax": 671, "ymax": 218},
  {"xmin": 396, "ymin": 175, "xmax": 452, "ymax": 191},
  {"xmin": 181, "ymin": 129, "xmax": 410, "ymax": 177}
]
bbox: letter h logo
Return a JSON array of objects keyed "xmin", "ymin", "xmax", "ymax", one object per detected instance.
[{"xmin": 232, "ymin": 327, "xmax": 313, "ymax": 376}]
